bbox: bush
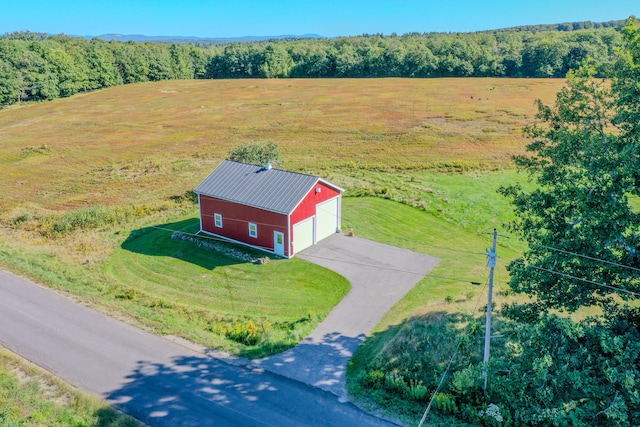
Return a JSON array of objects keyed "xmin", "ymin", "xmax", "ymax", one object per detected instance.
[
  {"xmin": 364, "ymin": 369, "xmax": 385, "ymax": 388},
  {"xmin": 11, "ymin": 211, "xmax": 32, "ymax": 224},
  {"xmin": 384, "ymin": 371, "xmax": 408, "ymax": 395},
  {"xmin": 408, "ymin": 379, "xmax": 429, "ymax": 401},
  {"xmin": 21, "ymin": 144, "xmax": 52, "ymax": 155},
  {"xmin": 225, "ymin": 320, "xmax": 262, "ymax": 346},
  {"xmin": 433, "ymin": 393, "xmax": 458, "ymax": 413},
  {"xmin": 115, "ymin": 287, "xmax": 137, "ymax": 300},
  {"xmin": 228, "ymin": 141, "xmax": 283, "ymax": 168}
]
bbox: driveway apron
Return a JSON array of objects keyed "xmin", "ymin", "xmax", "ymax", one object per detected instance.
[{"xmin": 255, "ymin": 234, "xmax": 440, "ymax": 398}]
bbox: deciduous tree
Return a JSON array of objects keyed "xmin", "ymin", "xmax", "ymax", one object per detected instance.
[
  {"xmin": 500, "ymin": 17, "xmax": 640, "ymax": 314},
  {"xmin": 227, "ymin": 141, "xmax": 283, "ymax": 168}
]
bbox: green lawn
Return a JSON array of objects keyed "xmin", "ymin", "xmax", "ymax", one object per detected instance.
[
  {"xmin": 103, "ymin": 216, "xmax": 350, "ymax": 357},
  {"xmin": 342, "ymin": 169, "xmax": 527, "ymax": 328}
]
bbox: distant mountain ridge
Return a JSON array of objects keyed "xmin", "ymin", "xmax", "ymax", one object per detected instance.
[
  {"xmin": 87, "ymin": 19, "xmax": 628, "ymax": 44},
  {"xmin": 91, "ymin": 33, "xmax": 325, "ymax": 44}
]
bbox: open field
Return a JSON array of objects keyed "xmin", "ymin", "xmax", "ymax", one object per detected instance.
[
  {"xmin": 0, "ymin": 78, "xmax": 564, "ymax": 212},
  {"xmin": 0, "ymin": 78, "xmax": 566, "ymax": 421}
]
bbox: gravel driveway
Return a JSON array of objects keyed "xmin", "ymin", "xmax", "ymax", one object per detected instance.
[{"xmin": 255, "ymin": 233, "xmax": 439, "ymax": 398}]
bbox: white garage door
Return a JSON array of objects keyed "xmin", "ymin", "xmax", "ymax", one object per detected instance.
[
  {"xmin": 316, "ymin": 197, "xmax": 339, "ymax": 242},
  {"xmin": 293, "ymin": 217, "xmax": 314, "ymax": 253}
]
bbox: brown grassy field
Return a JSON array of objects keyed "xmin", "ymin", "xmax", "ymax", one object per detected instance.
[{"xmin": 0, "ymin": 78, "xmax": 564, "ymax": 213}]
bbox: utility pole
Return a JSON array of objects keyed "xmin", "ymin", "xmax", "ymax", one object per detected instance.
[{"xmin": 483, "ymin": 228, "xmax": 497, "ymax": 391}]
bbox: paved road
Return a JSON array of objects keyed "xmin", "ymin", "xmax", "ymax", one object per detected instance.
[
  {"xmin": 0, "ymin": 269, "xmax": 397, "ymax": 426},
  {"xmin": 256, "ymin": 234, "xmax": 440, "ymax": 397}
]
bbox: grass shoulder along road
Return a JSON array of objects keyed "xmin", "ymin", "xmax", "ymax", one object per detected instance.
[{"xmin": 0, "ymin": 346, "xmax": 138, "ymax": 427}]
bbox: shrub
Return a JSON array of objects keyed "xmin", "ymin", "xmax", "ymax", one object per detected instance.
[
  {"xmin": 21, "ymin": 144, "xmax": 52, "ymax": 155},
  {"xmin": 228, "ymin": 141, "xmax": 283, "ymax": 168},
  {"xmin": 408, "ymin": 379, "xmax": 429, "ymax": 401},
  {"xmin": 225, "ymin": 320, "xmax": 262, "ymax": 346},
  {"xmin": 364, "ymin": 369, "xmax": 385, "ymax": 388},
  {"xmin": 433, "ymin": 393, "xmax": 459, "ymax": 413},
  {"xmin": 115, "ymin": 287, "xmax": 137, "ymax": 300},
  {"xmin": 384, "ymin": 371, "xmax": 408, "ymax": 395},
  {"xmin": 147, "ymin": 297, "xmax": 174, "ymax": 309},
  {"xmin": 11, "ymin": 211, "xmax": 32, "ymax": 224}
]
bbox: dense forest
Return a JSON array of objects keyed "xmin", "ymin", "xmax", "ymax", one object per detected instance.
[{"xmin": 0, "ymin": 21, "xmax": 629, "ymax": 106}]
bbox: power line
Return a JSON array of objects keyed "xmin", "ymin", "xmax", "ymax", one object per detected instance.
[
  {"xmin": 524, "ymin": 263, "xmax": 640, "ymax": 298},
  {"xmin": 349, "ymin": 226, "xmax": 487, "ymax": 257},
  {"xmin": 417, "ymin": 338, "xmax": 463, "ymax": 427},
  {"xmin": 530, "ymin": 242, "xmax": 640, "ymax": 274},
  {"xmin": 504, "ymin": 233, "xmax": 640, "ymax": 275},
  {"xmin": 300, "ymin": 253, "xmax": 431, "ymax": 276},
  {"xmin": 420, "ymin": 230, "xmax": 495, "ymax": 425},
  {"xmin": 482, "ymin": 229, "xmax": 498, "ymax": 391},
  {"xmin": 419, "ymin": 244, "xmax": 486, "ymax": 257}
]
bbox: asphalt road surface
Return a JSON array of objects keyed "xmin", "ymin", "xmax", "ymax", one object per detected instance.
[{"xmin": 0, "ymin": 268, "xmax": 398, "ymax": 426}]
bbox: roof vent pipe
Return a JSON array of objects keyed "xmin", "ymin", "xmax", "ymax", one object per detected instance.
[{"xmin": 265, "ymin": 162, "xmax": 272, "ymax": 170}]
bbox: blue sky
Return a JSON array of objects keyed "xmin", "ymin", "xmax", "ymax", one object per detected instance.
[{"xmin": 1, "ymin": 0, "xmax": 638, "ymax": 38}]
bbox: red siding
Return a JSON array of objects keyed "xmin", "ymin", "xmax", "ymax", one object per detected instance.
[
  {"xmin": 291, "ymin": 181, "xmax": 340, "ymax": 225},
  {"xmin": 290, "ymin": 181, "xmax": 341, "ymax": 253},
  {"xmin": 199, "ymin": 195, "xmax": 289, "ymax": 256}
]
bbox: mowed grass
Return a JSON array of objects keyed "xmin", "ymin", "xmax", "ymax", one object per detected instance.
[
  {"xmin": 343, "ymin": 169, "xmax": 528, "ymax": 329},
  {"xmin": 103, "ymin": 218, "xmax": 350, "ymax": 356},
  {"xmin": 0, "ymin": 346, "xmax": 138, "ymax": 426}
]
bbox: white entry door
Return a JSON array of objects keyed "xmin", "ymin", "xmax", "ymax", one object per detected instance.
[{"xmin": 274, "ymin": 231, "xmax": 285, "ymax": 256}]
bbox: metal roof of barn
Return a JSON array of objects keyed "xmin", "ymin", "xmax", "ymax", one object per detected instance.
[{"xmin": 194, "ymin": 160, "xmax": 341, "ymax": 215}]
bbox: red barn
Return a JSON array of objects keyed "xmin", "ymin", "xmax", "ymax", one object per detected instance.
[{"xmin": 194, "ymin": 160, "xmax": 344, "ymax": 258}]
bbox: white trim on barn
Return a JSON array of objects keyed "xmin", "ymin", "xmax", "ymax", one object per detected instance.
[{"xmin": 198, "ymin": 193, "xmax": 203, "ymax": 232}]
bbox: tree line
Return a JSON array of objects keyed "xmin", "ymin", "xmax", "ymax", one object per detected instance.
[{"xmin": 0, "ymin": 23, "xmax": 629, "ymax": 106}]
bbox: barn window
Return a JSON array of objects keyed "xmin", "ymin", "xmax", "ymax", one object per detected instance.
[
  {"xmin": 214, "ymin": 213, "xmax": 223, "ymax": 228},
  {"xmin": 248, "ymin": 222, "xmax": 258, "ymax": 238}
]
